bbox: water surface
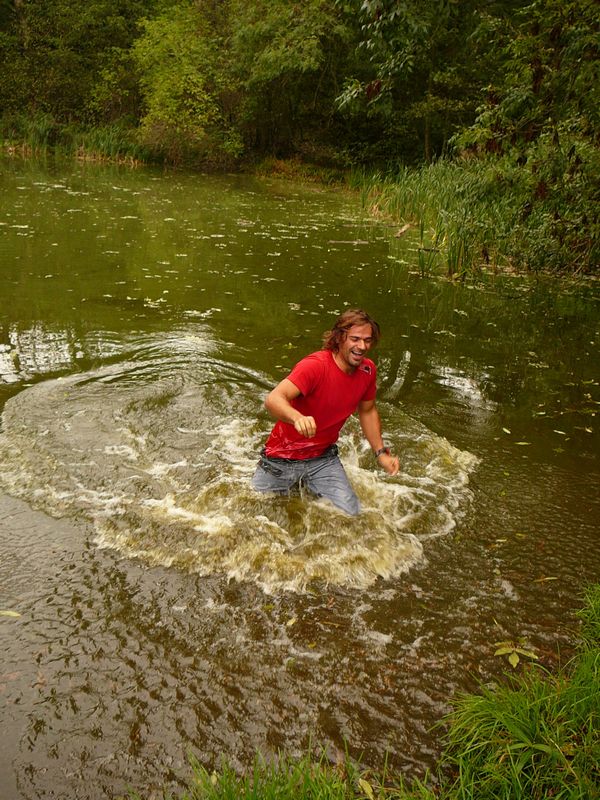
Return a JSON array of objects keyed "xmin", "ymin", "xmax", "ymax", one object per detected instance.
[{"xmin": 0, "ymin": 158, "xmax": 598, "ymax": 799}]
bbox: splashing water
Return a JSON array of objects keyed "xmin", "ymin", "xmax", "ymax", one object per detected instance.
[{"xmin": 0, "ymin": 336, "xmax": 478, "ymax": 593}]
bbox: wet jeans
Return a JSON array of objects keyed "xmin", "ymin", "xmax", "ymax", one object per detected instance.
[{"xmin": 251, "ymin": 445, "xmax": 360, "ymax": 516}]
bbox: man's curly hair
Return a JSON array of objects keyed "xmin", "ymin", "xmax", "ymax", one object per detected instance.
[{"xmin": 322, "ymin": 309, "xmax": 381, "ymax": 352}]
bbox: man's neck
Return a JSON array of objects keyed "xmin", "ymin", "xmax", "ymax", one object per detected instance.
[{"xmin": 332, "ymin": 351, "xmax": 355, "ymax": 375}]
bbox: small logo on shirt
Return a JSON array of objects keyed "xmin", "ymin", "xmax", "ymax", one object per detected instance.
[{"xmin": 360, "ymin": 364, "xmax": 372, "ymax": 374}]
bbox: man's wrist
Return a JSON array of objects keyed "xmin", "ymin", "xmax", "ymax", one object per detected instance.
[{"xmin": 374, "ymin": 446, "xmax": 390, "ymax": 458}]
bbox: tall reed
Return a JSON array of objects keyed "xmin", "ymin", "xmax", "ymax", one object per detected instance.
[
  {"xmin": 0, "ymin": 113, "xmax": 147, "ymax": 163},
  {"xmin": 349, "ymin": 156, "xmax": 597, "ymax": 275}
]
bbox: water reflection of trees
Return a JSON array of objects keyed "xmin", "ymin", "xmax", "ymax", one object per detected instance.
[{"xmin": 0, "ymin": 324, "xmax": 112, "ymax": 383}]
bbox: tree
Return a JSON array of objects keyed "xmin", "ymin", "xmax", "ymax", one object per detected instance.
[
  {"xmin": 336, "ymin": 0, "xmax": 529, "ymax": 164},
  {"xmin": 228, "ymin": 0, "xmax": 353, "ymax": 157},
  {"xmin": 131, "ymin": 1, "xmax": 242, "ymax": 166},
  {"xmin": 0, "ymin": 0, "xmax": 152, "ymax": 123},
  {"xmin": 454, "ymin": 0, "xmax": 599, "ymax": 271}
]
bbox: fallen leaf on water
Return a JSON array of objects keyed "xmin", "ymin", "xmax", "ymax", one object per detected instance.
[
  {"xmin": 534, "ymin": 576, "xmax": 558, "ymax": 583},
  {"xmin": 515, "ymin": 441, "xmax": 531, "ymax": 446},
  {"xmin": 502, "ymin": 427, "xmax": 511, "ymax": 434},
  {"xmin": 394, "ymin": 223, "xmax": 412, "ymax": 237},
  {"xmin": 286, "ymin": 617, "xmax": 297, "ymax": 627},
  {"xmin": 0, "ymin": 610, "xmax": 21, "ymax": 618}
]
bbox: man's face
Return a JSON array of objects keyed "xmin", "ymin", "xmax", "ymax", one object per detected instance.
[{"xmin": 336, "ymin": 323, "xmax": 374, "ymax": 372}]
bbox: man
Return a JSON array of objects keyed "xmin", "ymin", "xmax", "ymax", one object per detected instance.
[{"xmin": 252, "ymin": 309, "xmax": 399, "ymax": 515}]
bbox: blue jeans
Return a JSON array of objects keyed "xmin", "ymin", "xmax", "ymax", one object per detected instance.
[{"xmin": 251, "ymin": 445, "xmax": 360, "ymax": 516}]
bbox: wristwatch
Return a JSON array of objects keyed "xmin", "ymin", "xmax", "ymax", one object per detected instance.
[{"xmin": 374, "ymin": 447, "xmax": 390, "ymax": 458}]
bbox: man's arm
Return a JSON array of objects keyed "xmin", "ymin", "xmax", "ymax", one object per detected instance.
[
  {"xmin": 265, "ymin": 378, "xmax": 317, "ymax": 438},
  {"xmin": 358, "ymin": 399, "xmax": 400, "ymax": 475}
]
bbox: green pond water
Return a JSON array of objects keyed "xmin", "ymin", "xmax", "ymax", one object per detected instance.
[{"xmin": 0, "ymin": 157, "xmax": 598, "ymax": 799}]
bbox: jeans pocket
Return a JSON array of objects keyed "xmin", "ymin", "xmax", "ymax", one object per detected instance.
[{"xmin": 259, "ymin": 457, "xmax": 284, "ymax": 477}]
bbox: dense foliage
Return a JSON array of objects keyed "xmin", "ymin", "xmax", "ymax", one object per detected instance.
[
  {"xmin": 0, "ymin": 0, "xmax": 597, "ymax": 272},
  {"xmin": 0, "ymin": 0, "xmax": 534, "ymax": 163}
]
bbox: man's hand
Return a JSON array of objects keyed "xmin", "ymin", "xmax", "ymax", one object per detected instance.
[
  {"xmin": 293, "ymin": 415, "xmax": 317, "ymax": 438},
  {"xmin": 377, "ymin": 451, "xmax": 400, "ymax": 476}
]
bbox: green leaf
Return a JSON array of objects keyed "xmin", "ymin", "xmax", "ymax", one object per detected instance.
[
  {"xmin": 358, "ymin": 778, "xmax": 375, "ymax": 800},
  {"xmin": 515, "ymin": 648, "xmax": 538, "ymax": 660},
  {"xmin": 508, "ymin": 651, "xmax": 520, "ymax": 668}
]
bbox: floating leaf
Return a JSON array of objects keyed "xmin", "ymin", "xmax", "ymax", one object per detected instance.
[
  {"xmin": 286, "ymin": 617, "xmax": 297, "ymax": 627},
  {"xmin": 534, "ymin": 576, "xmax": 558, "ymax": 583},
  {"xmin": 502, "ymin": 428, "xmax": 511, "ymax": 434},
  {"xmin": 0, "ymin": 610, "xmax": 21, "ymax": 618},
  {"xmin": 394, "ymin": 223, "xmax": 412, "ymax": 237},
  {"xmin": 515, "ymin": 441, "xmax": 531, "ymax": 446}
]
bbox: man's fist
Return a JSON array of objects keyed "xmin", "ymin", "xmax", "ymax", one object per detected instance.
[
  {"xmin": 377, "ymin": 452, "xmax": 400, "ymax": 476},
  {"xmin": 293, "ymin": 415, "xmax": 317, "ymax": 438}
]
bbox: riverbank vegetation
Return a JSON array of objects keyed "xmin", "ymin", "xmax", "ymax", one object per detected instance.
[
  {"xmin": 126, "ymin": 584, "xmax": 599, "ymax": 799},
  {"xmin": 1, "ymin": 0, "xmax": 597, "ymax": 274}
]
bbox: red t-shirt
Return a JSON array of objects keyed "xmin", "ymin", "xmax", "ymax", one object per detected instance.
[{"xmin": 264, "ymin": 349, "xmax": 377, "ymax": 460}]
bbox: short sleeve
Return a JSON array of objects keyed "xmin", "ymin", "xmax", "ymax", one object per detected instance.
[
  {"xmin": 287, "ymin": 353, "xmax": 326, "ymax": 397},
  {"xmin": 361, "ymin": 363, "xmax": 377, "ymax": 401}
]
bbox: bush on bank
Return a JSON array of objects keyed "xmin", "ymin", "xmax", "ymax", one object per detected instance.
[{"xmin": 126, "ymin": 584, "xmax": 599, "ymax": 800}]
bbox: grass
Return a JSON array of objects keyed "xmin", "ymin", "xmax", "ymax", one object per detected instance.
[
  {"xmin": 347, "ymin": 160, "xmax": 515, "ymax": 277},
  {"xmin": 253, "ymin": 155, "xmax": 349, "ymax": 186},
  {"xmin": 124, "ymin": 584, "xmax": 599, "ymax": 800},
  {"xmin": 0, "ymin": 112, "xmax": 148, "ymax": 164},
  {"xmin": 348, "ymin": 155, "xmax": 599, "ymax": 277},
  {"xmin": 126, "ymin": 751, "xmax": 435, "ymax": 800},
  {"xmin": 441, "ymin": 584, "xmax": 600, "ymax": 799}
]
